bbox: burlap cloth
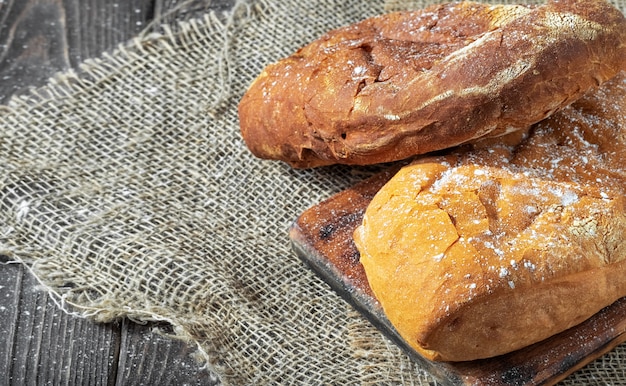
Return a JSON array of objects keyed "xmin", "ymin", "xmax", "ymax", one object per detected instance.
[{"xmin": 1, "ymin": 0, "xmax": 625, "ymax": 384}]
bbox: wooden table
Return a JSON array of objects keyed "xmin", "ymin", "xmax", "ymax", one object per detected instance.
[{"xmin": 0, "ymin": 1, "xmax": 231, "ymax": 384}]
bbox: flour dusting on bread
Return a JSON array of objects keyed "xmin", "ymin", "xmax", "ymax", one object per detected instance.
[
  {"xmin": 239, "ymin": 0, "xmax": 626, "ymax": 168},
  {"xmin": 353, "ymin": 72, "xmax": 626, "ymax": 361}
]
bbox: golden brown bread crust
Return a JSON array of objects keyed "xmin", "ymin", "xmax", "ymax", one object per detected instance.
[
  {"xmin": 238, "ymin": 0, "xmax": 626, "ymax": 168},
  {"xmin": 352, "ymin": 71, "xmax": 626, "ymax": 361}
]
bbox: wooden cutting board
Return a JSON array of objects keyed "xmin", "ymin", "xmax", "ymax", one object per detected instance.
[{"xmin": 289, "ymin": 166, "xmax": 626, "ymax": 386}]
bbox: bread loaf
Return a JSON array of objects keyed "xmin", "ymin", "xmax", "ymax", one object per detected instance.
[
  {"xmin": 239, "ymin": 0, "xmax": 626, "ymax": 168},
  {"xmin": 352, "ymin": 71, "xmax": 626, "ymax": 362}
]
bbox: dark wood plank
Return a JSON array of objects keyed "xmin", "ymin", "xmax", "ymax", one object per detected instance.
[
  {"xmin": 155, "ymin": 0, "xmax": 236, "ymax": 24},
  {"xmin": 0, "ymin": 0, "xmax": 229, "ymax": 384},
  {"xmin": 0, "ymin": 261, "xmax": 26, "ymax": 381},
  {"xmin": 61, "ymin": 0, "xmax": 155, "ymax": 67},
  {"xmin": 0, "ymin": 0, "xmax": 68, "ymax": 103},
  {"xmin": 117, "ymin": 320, "xmax": 221, "ymax": 385},
  {"xmin": 0, "ymin": 262, "xmax": 121, "ymax": 385},
  {"xmin": 0, "ymin": 0, "xmax": 154, "ymax": 104}
]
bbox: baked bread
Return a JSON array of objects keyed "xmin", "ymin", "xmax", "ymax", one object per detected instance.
[
  {"xmin": 238, "ymin": 0, "xmax": 626, "ymax": 168},
  {"xmin": 352, "ymin": 71, "xmax": 626, "ymax": 362}
]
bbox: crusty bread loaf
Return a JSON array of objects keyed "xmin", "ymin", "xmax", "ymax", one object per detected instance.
[
  {"xmin": 239, "ymin": 0, "xmax": 626, "ymax": 168},
  {"xmin": 352, "ymin": 71, "xmax": 626, "ymax": 362}
]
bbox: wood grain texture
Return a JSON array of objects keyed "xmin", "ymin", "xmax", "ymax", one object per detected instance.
[
  {"xmin": 0, "ymin": 0, "xmax": 232, "ymax": 384},
  {"xmin": 0, "ymin": 261, "xmax": 120, "ymax": 385},
  {"xmin": 0, "ymin": 0, "xmax": 154, "ymax": 103}
]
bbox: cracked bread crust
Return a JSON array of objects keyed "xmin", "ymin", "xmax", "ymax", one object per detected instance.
[
  {"xmin": 352, "ymin": 72, "xmax": 626, "ymax": 361},
  {"xmin": 238, "ymin": 0, "xmax": 626, "ymax": 168}
]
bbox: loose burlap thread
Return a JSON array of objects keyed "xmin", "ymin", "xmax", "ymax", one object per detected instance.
[{"xmin": 1, "ymin": 0, "xmax": 625, "ymax": 384}]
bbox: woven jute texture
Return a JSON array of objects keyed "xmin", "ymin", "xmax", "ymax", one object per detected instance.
[{"xmin": 1, "ymin": 0, "xmax": 625, "ymax": 384}]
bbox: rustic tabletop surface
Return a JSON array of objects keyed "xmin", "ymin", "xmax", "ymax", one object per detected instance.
[{"xmin": 0, "ymin": 1, "xmax": 232, "ymax": 384}]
